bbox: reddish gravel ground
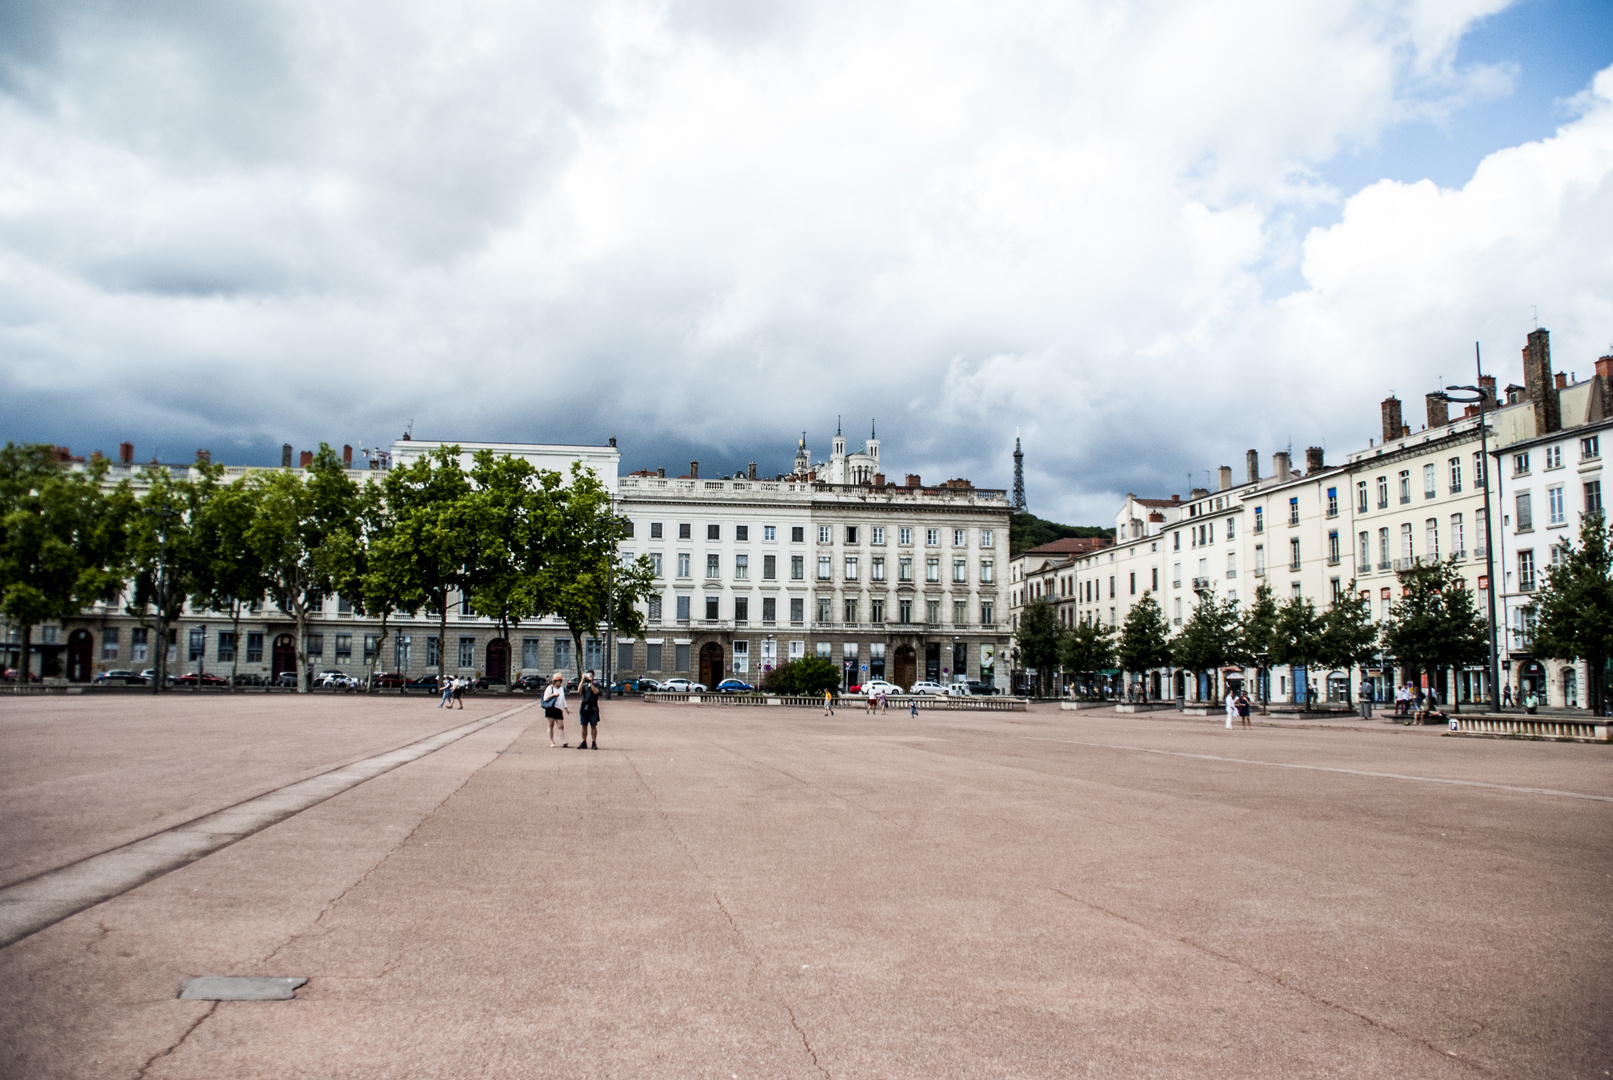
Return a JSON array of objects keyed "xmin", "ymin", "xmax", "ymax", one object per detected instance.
[{"xmin": 0, "ymin": 695, "xmax": 1609, "ymax": 1079}]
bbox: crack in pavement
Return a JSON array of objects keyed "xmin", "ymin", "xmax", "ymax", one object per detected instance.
[
  {"xmin": 133, "ymin": 1000, "xmax": 217, "ymax": 1079},
  {"xmin": 1048, "ymin": 887, "xmax": 1488, "ymax": 1074},
  {"xmin": 784, "ymin": 1003, "xmax": 833, "ymax": 1079}
]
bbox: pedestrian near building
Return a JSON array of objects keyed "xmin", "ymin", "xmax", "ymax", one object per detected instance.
[
  {"xmin": 1502, "ymin": 683, "xmax": 1513, "ymax": 708},
  {"xmin": 577, "ymin": 670, "xmax": 601, "ymax": 749},
  {"xmin": 1236, "ymin": 691, "xmax": 1252, "ymax": 729},
  {"xmin": 452, "ymin": 675, "xmax": 465, "ymax": 709},
  {"xmin": 1224, "ymin": 690, "xmax": 1236, "ymax": 729},
  {"xmin": 543, "ymin": 673, "xmax": 569, "ymax": 747},
  {"xmin": 823, "ymin": 689, "xmax": 834, "ymax": 716}
]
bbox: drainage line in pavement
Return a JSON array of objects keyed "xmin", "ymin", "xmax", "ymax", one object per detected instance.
[{"xmin": 0, "ymin": 703, "xmax": 534, "ymax": 950}]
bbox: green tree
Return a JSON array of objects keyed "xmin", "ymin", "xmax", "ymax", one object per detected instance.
[
  {"xmin": 0, "ymin": 445, "xmax": 129, "ymax": 682},
  {"xmin": 1316, "ymin": 583, "xmax": 1379, "ymax": 706},
  {"xmin": 1269, "ymin": 596, "xmax": 1322, "ymax": 703},
  {"xmin": 1171, "ymin": 591, "xmax": 1242, "ymax": 701},
  {"xmin": 384, "ymin": 445, "xmax": 474, "ymax": 685},
  {"xmin": 1060, "ymin": 616, "xmax": 1116, "ymax": 697},
  {"xmin": 1117, "ymin": 591, "xmax": 1171, "ymax": 699},
  {"xmin": 1237, "ymin": 583, "xmax": 1280, "ymax": 703},
  {"xmin": 1527, "ymin": 513, "xmax": 1613, "ymax": 713},
  {"xmin": 191, "ymin": 475, "xmax": 269, "ymax": 688},
  {"xmin": 1014, "ymin": 597, "xmax": 1063, "ymax": 696},
  {"xmin": 543, "ymin": 463, "xmax": 659, "ymax": 681},
  {"xmin": 760, "ymin": 656, "xmax": 841, "ymax": 696},
  {"xmin": 124, "ymin": 461, "xmax": 226, "ymax": 689},
  {"xmin": 1380, "ymin": 559, "xmax": 1487, "ymax": 705},
  {"xmin": 334, "ymin": 482, "xmax": 424, "ymax": 690},
  {"xmin": 246, "ymin": 445, "xmax": 361, "ymax": 693}
]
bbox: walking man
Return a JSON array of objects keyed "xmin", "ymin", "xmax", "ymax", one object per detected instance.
[
  {"xmin": 438, "ymin": 673, "xmax": 453, "ymax": 709},
  {"xmin": 542, "ymin": 673, "xmax": 569, "ymax": 747},
  {"xmin": 823, "ymin": 688, "xmax": 834, "ymax": 716},
  {"xmin": 577, "ymin": 670, "xmax": 601, "ymax": 749}
]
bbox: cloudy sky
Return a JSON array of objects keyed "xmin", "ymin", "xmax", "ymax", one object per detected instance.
[{"xmin": 1, "ymin": 0, "xmax": 1610, "ymax": 524}]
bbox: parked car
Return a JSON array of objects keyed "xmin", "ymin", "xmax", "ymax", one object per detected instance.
[
  {"xmin": 715, "ymin": 679, "xmax": 754, "ymax": 694},
  {"xmin": 138, "ymin": 668, "xmax": 177, "ymax": 686},
  {"xmin": 94, "ymin": 669, "xmax": 141, "ymax": 684},
  {"xmin": 2, "ymin": 668, "xmax": 42, "ymax": 683},
  {"xmin": 274, "ymin": 671, "xmax": 299, "ymax": 688},
  {"xmin": 175, "ymin": 672, "xmax": 228, "ymax": 686},
  {"xmin": 659, "ymin": 677, "xmax": 707, "ymax": 693},
  {"xmin": 859, "ymin": 679, "xmax": 903, "ymax": 697},
  {"xmin": 472, "ymin": 677, "xmax": 506, "ymax": 691},
  {"xmin": 951, "ymin": 680, "xmax": 999, "ymax": 696},
  {"xmin": 512, "ymin": 674, "xmax": 547, "ymax": 692},
  {"xmin": 231, "ymin": 672, "xmax": 267, "ymax": 687},
  {"xmin": 907, "ymin": 680, "xmax": 949, "ymax": 696},
  {"xmin": 369, "ymin": 671, "xmax": 407, "ymax": 689},
  {"xmin": 404, "ymin": 674, "xmax": 439, "ymax": 691},
  {"xmin": 633, "ymin": 678, "xmax": 663, "ymax": 692},
  {"xmin": 316, "ymin": 671, "xmax": 360, "ymax": 689}
]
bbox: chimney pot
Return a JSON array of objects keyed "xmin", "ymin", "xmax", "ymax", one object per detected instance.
[
  {"xmin": 1596, "ymin": 356, "xmax": 1613, "ymax": 381},
  {"xmin": 1245, "ymin": 449, "xmax": 1260, "ymax": 485},
  {"xmin": 1273, "ymin": 451, "xmax": 1292, "ymax": 482},
  {"xmin": 282, "ymin": 444, "xmax": 293, "ymax": 468},
  {"xmin": 195, "ymin": 449, "xmax": 211, "ymax": 464},
  {"xmin": 905, "ymin": 474, "xmax": 922, "ymax": 487},
  {"xmin": 657, "ymin": 466, "xmax": 666, "ymax": 478},
  {"xmin": 1522, "ymin": 328, "xmax": 1561, "ymax": 433},
  {"xmin": 1381, "ymin": 396, "xmax": 1403, "ymax": 443},
  {"xmin": 342, "ymin": 444, "xmax": 353, "ymax": 466},
  {"xmin": 609, "ymin": 436, "xmax": 617, "ymax": 448},
  {"xmin": 1425, "ymin": 392, "xmax": 1450, "ymax": 429},
  {"xmin": 298, "ymin": 450, "xmax": 313, "ymax": 469},
  {"xmin": 119, "ymin": 441, "xmax": 134, "ymax": 464},
  {"xmin": 1217, "ymin": 465, "xmax": 1232, "ymax": 491},
  {"xmin": 1554, "ymin": 372, "xmax": 1568, "ymax": 390},
  {"xmin": 690, "ymin": 461, "xmax": 699, "ymax": 479},
  {"xmin": 747, "ymin": 461, "xmax": 757, "ymax": 480},
  {"xmin": 1305, "ymin": 446, "xmax": 1324, "ymax": 473}
]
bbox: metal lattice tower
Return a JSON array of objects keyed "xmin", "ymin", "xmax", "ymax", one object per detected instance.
[{"xmin": 1012, "ymin": 433, "xmax": 1027, "ymax": 512}]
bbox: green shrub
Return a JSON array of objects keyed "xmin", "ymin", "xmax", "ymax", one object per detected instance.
[{"xmin": 760, "ymin": 656, "xmax": 842, "ymax": 696}]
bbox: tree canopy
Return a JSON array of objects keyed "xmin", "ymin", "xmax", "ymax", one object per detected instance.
[
  {"xmin": 1117, "ymin": 592, "xmax": 1171, "ymax": 687},
  {"xmin": 1531, "ymin": 513, "xmax": 1613, "ymax": 714},
  {"xmin": 1380, "ymin": 558, "xmax": 1488, "ymax": 692}
]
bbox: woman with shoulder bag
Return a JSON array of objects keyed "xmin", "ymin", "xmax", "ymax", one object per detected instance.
[{"xmin": 542, "ymin": 673, "xmax": 569, "ymax": 747}]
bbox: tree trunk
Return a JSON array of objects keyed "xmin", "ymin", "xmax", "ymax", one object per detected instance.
[
  {"xmin": 230, "ymin": 602, "xmax": 242, "ymax": 692},
  {"xmin": 154, "ymin": 610, "xmax": 168, "ymax": 694},
  {"xmin": 369, "ymin": 615, "xmax": 390, "ymax": 693},
  {"xmin": 294, "ymin": 598, "xmax": 309, "ymax": 694},
  {"xmin": 18, "ymin": 624, "xmax": 31, "ymax": 691},
  {"xmin": 438, "ymin": 595, "xmax": 449, "ymax": 688}
]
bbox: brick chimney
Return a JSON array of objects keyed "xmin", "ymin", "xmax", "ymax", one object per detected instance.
[
  {"xmin": 1381, "ymin": 397, "xmax": 1403, "ymax": 443},
  {"xmin": 1479, "ymin": 374, "xmax": 1497, "ymax": 408},
  {"xmin": 1246, "ymin": 449, "xmax": 1260, "ymax": 484},
  {"xmin": 1273, "ymin": 451, "xmax": 1291, "ymax": 482},
  {"xmin": 298, "ymin": 450, "xmax": 313, "ymax": 468},
  {"xmin": 1217, "ymin": 465, "xmax": 1232, "ymax": 491},
  {"xmin": 689, "ymin": 461, "xmax": 699, "ymax": 479},
  {"xmin": 195, "ymin": 449, "xmax": 211, "ymax": 464},
  {"xmin": 906, "ymin": 474, "xmax": 922, "ymax": 487},
  {"xmin": 1305, "ymin": 446, "xmax": 1324, "ymax": 473},
  {"xmin": 748, "ymin": 462, "xmax": 757, "ymax": 480},
  {"xmin": 656, "ymin": 466, "xmax": 666, "ymax": 478},
  {"xmin": 342, "ymin": 444, "xmax": 353, "ymax": 466},
  {"xmin": 119, "ymin": 441, "xmax": 134, "ymax": 464},
  {"xmin": 1425, "ymin": 392, "xmax": 1449, "ymax": 428},
  {"xmin": 1554, "ymin": 372, "xmax": 1568, "ymax": 389},
  {"xmin": 282, "ymin": 444, "xmax": 293, "ymax": 468},
  {"xmin": 1522, "ymin": 328, "xmax": 1561, "ymax": 434}
]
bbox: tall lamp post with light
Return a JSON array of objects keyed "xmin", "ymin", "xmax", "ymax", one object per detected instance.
[{"xmin": 1433, "ymin": 376, "xmax": 1502, "ymax": 711}]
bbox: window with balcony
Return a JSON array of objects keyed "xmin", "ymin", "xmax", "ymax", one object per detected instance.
[
  {"xmin": 1327, "ymin": 530, "xmax": 1340, "ymax": 564},
  {"xmin": 1582, "ymin": 435, "xmax": 1600, "ymax": 461},
  {"xmin": 1425, "ymin": 518, "xmax": 1439, "ymax": 560},
  {"xmin": 1254, "ymin": 546, "xmax": 1265, "ymax": 576},
  {"xmin": 1450, "ymin": 514, "xmax": 1464, "ymax": 557},
  {"xmin": 1289, "ymin": 538, "xmax": 1301, "ymax": 571},
  {"xmin": 790, "ymin": 597, "xmax": 804, "ymax": 623},
  {"xmin": 1474, "ymin": 451, "xmax": 1486, "ymax": 487},
  {"xmin": 676, "ymin": 595, "xmax": 691, "ymax": 621},
  {"xmin": 1400, "ymin": 523, "xmax": 1413, "ymax": 562},
  {"xmin": 1377, "ymin": 476, "xmax": 1389, "ymax": 508},
  {"xmin": 761, "ymin": 597, "xmax": 776, "ymax": 623},
  {"xmin": 1357, "ymin": 481, "xmax": 1368, "ymax": 513},
  {"xmin": 1226, "ymin": 552, "xmax": 1236, "ymax": 578},
  {"xmin": 926, "ymin": 599, "xmax": 942, "ymax": 624},
  {"xmin": 1423, "ymin": 463, "xmax": 1437, "ymax": 498},
  {"xmin": 1253, "ymin": 507, "xmax": 1263, "ymax": 533},
  {"xmin": 706, "ymin": 554, "xmax": 721, "ymax": 578},
  {"xmin": 1289, "ymin": 497, "xmax": 1300, "ymax": 525},
  {"xmin": 817, "ymin": 556, "xmax": 832, "ymax": 580},
  {"xmin": 870, "ymin": 598, "xmax": 884, "ymax": 623},
  {"xmin": 1449, "ymin": 457, "xmax": 1462, "ymax": 493},
  {"xmin": 1586, "ymin": 480, "xmax": 1603, "ymax": 517},
  {"xmin": 1359, "ymin": 531, "xmax": 1370, "ymax": 568},
  {"xmin": 1379, "ymin": 527, "xmax": 1390, "ymax": 568},
  {"xmin": 953, "ymin": 600, "xmax": 968, "ymax": 625},
  {"xmin": 706, "ymin": 597, "xmax": 721, "ymax": 620},
  {"xmin": 1519, "ymin": 549, "xmax": 1536, "ymax": 591},
  {"xmin": 898, "ymin": 598, "xmax": 913, "ymax": 623},
  {"xmin": 981, "ymin": 601, "xmax": 995, "ymax": 624},
  {"xmin": 1326, "ymin": 487, "xmax": 1338, "ymax": 517},
  {"xmin": 1398, "ymin": 471, "xmax": 1411, "ymax": 504}
]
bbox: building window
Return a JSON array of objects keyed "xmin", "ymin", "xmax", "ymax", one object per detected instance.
[
  {"xmin": 981, "ymin": 601, "xmax": 995, "ymax": 624},
  {"xmin": 818, "ymin": 597, "xmax": 832, "ymax": 623},
  {"xmin": 818, "ymin": 526, "xmax": 832, "ymax": 543},
  {"xmin": 871, "ymin": 556, "xmax": 885, "ymax": 581},
  {"xmin": 306, "ymin": 632, "xmax": 323, "ymax": 659},
  {"xmin": 394, "ymin": 634, "xmax": 411, "ymax": 669},
  {"xmin": 1327, "ymin": 530, "xmax": 1340, "ymax": 564},
  {"xmin": 732, "ymin": 640, "xmax": 749, "ymax": 673},
  {"xmin": 1581, "ymin": 435, "xmax": 1600, "ymax": 461},
  {"xmin": 1423, "ymin": 463, "xmax": 1437, "ymax": 498},
  {"xmin": 1253, "ymin": 508, "xmax": 1263, "ymax": 533},
  {"xmin": 1586, "ymin": 480, "xmax": 1603, "ymax": 517},
  {"xmin": 926, "ymin": 556, "xmax": 941, "ymax": 582},
  {"xmin": 1400, "ymin": 523, "xmax": 1413, "ymax": 561},
  {"xmin": 1358, "ymin": 531, "xmax": 1370, "ymax": 568},
  {"xmin": 1516, "ymin": 491, "xmax": 1533, "ymax": 531},
  {"xmin": 926, "ymin": 528, "xmax": 939, "ymax": 546},
  {"xmin": 791, "ymin": 555, "xmax": 804, "ymax": 580},
  {"xmin": 1513, "ymin": 453, "xmax": 1530, "ymax": 476},
  {"xmin": 650, "ymin": 522, "xmax": 663, "ymax": 539},
  {"xmin": 1253, "ymin": 546, "xmax": 1265, "ymax": 576},
  {"xmin": 362, "ymin": 635, "xmax": 380, "ymax": 665},
  {"xmin": 1519, "ymin": 549, "xmax": 1536, "ymax": 591},
  {"xmin": 453, "ymin": 636, "xmax": 471, "ymax": 668},
  {"xmin": 679, "ymin": 523, "xmax": 692, "ymax": 540},
  {"xmin": 980, "ymin": 558, "xmax": 994, "ymax": 583},
  {"xmin": 1109, "ymin": 576, "xmax": 1116, "ymax": 599},
  {"xmin": 735, "ymin": 597, "xmax": 749, "ymax": 623},
  {"xmin": 1326, "ymin": 488, "xmax": 1338, "ymax": 517},
  {"xmin": 1330, "ymin": 577, "xmax": 1342, "ymax": 601},
  {"xmin": 1545, "ymin": 445, "xmax": 1562, "ymax": 469},
  {"xmin": 762, "ymin": 554, "xmax": 776, "ymax": 580},
  {"xmin": 953, "ymin": 558, "xmax": 967, "ymax": 583},
  {"xmin": 1288, "ymin": 498, "xmax": 1299, "ymax": 525},
  {"xmin": 899, "ymin": 599, "xmax": 913, "ymax": 624},
  {"xmin": 870, "ymin": 598, "xmax": 883, "ymax": 623},
  {"xmin": 898, "ymin": 556, "xmax": 913, "ymax": 582},
  {"xmin": 337, "ymin": 595, "xmax": 352, "ymax": 614},
  {"xmin": 245, "ymin": 631, "xmax": 262, "ymax": 663},
  {"xmin": 763, "ymin": 525, "xmax": 775, "ymax": 541},
  {"xmin": 102, "ymin": 628, "xmax": 119, "ymax": 660},
  {"xmin": 648, "ymin": 596, "xmax": 662, "ymax": 622},
  {"xmin": 335, "ymin": 634, "xmax": 352, "ymax": 663},
  {"xmin": 981, "ymin": 529, "xmax": 994, "ymax": 548},
  {"xmin": 1474, "ymin": 451, "xmax": 1486, "ymax": 487},
  {"xmin": 1398, "ymin": 471, "xmax": 1411, "ymax": 504},
  {"xmin": 899, "ymin": 527, "xmax": 912, "ymax": 545},
  {"xmin": 677, "ymin": 553, "xmax": 691, "ymax": 578},
  {"xmin": 871, "ymin": 526, "xmax": 884, "ymax": 545},
  {"xmin": 186, "ymin": 626, "xmax": 205, "ymax": 662},
  {"xmin": 845, "ymin": 556, "xmax": 859, "ymax": 581},
  {"xmin": 817, "ymin": 555, "xmax": 832, "ymax": 580},
  {"xmin": 926, "ymin": 599, "xmax": 941, "ymax": 624},
  {"xmin": 621, "ymin": 521, "xmax": 635, "ymax": 539},
  {"xmin": 1377, "ymin": 476, "xmax": 1389, "ymax": 509},
  {"xmin": 842, "ymin": 598, "xmax": 857, "ymax": 623},
  {"xmin": 953, "ymin": 528, "xmax": 966, "ymax": 546},
  {"xmin": 1451, "ymin": 514, "xmax": 1464, "ymax": 556},
  {"xmin": 707, "ymin": 524, "xmax": 720, "ymax": 540},
  {"xmin": 1357, "ymin": 481, "xmax": 1368, "ymax": 513},
  {"xmin": 1449, "ymin": 457, "xmax": 1462, "ymax": 493},
  {"xmin": 1152, "ymin": 567, "xmax": 1159, "ymax": 590},
  {"xmin": 953, "ymin": 600, "xmax": 968, "ymax": 625},
  {"xmin": 617, "ymin": 641, "xmax": 634, "ymax": 672},
  {"xmin": 676, "ymin": 596, "xmax": 691, "ymax": 621},
  {"xmin": 1548, "ymin": 485, "xmax": 1565, "ymax": 526},
  {"xmin": 1378, "ymin": 528, "xmax": 1390, "ymax": 567},
  {"xmin": 707, "ymin": 554, "xmax": 721, "ymax": 578},
  {"xmin": 790, "ymin": 597, "xmax": 804, "ymax": 623},
  {"xmin": 649, "ymin": 552, "xmax": 663, "ymax": 577},
  {"xmin": 706, "ymin": 597, "xmax": 721, "ymax": 621},
  {"xmin": 842, "ymin": 526, "xmax": 858, "ymax": 545},
  {"xmin": 791, "ymin": 526, "xmax": 804, "ymax": 543},
  {"xmin": 1425, "ymin": 519, "xmax": 1439, "ymax": 560},
  {"xmin": 523, "ymin": 637, "xmax": 543, "ymax": 668},
  {"xmin": 646, "ymin": 642, "xmax": 663, "ymax": 671},
  {"xmin": 735, "ymin": 554, "xmax": 749, "ymax": 579},
  {"xmin": 735, "ymin": 525, "xmax": 748, "ymax": 541},
  {"xmin": 429, "ymin": 634, "xmax": 443, "ymax": 666},
  {"xmin": 1289, "ymin": 538, "xmax": 1301, "ymax": 571},
  {"xmin": 675, "ymin": 643, "xmax": 691, "ymax": 671},
  {"xmin": 1128, "ymin": 571, "xmax": 1136, "ymax": 595},
  {"xmin": 1226, "ymin": 552, "xmax": 1236, "ymax": 578}
]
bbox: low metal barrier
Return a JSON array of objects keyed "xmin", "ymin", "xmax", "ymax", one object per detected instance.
[{"xmin": 1450, "ymin": 716, "xmax": 1610, "ymax": 742}]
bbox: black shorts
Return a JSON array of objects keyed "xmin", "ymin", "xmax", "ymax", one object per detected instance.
[
  {"xmin": 544, "ymin": 707, "xmax": 564, "ymax": 720},
  {"xmin": 579, "ymin": 718, "xmax": 598, "ymax": 727}
]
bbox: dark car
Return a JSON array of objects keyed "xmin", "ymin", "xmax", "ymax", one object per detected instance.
[
  {"xmin": 231, "ymin": 672, "xmax": 266, "ymax": 687},
  {"xmin": 175, "ymin": 672, "xmax": 228, "ymax": 687},
  {"xmin": 404, "ymin": 674, "xmax": 439, "ymax": 691},
  {"xmin": 472, "ymin": 677, "xmax": 506, "ymax": 691},
  {"xmin": 369, "ymin": 671, "xmax": 407, "ymax": 689},
  {"xmin": 512, "ymin": 674, "xmax": 546, "ymax": 692},
  {"xmin": 2, "ymin": 668, "xmax": 42, "ymax": 683},
  {"xmin": 273, "ymin": 671, "xmax": 299, "ymax": 688},
  {"xmin": 715, "ymin": 679, "xmax": 755, "ymax": 694},
  {"xmin": 95, "ymin": 669, "xmax": 142, "ymax": 684}
]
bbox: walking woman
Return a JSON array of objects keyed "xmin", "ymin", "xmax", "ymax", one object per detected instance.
[
  {"xmin": 543, "ymin": 673, "xmax": 569, "ymax": 747},
  {"xmin": 577, "ymin": 670, "xmax": 601, "ymax": 749}
]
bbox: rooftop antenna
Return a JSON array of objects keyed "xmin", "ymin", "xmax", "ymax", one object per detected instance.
[
  {"xmin": 406, "ymin": 418, "xmax": 414, "ymax": 439},
  {"xmin": 1532, "ymin": 305, "xmax": 1538, "ymax": 329},
  {"xmin": 1012, "ymin": 430, "xmax": 1027, "ymax": 513}
]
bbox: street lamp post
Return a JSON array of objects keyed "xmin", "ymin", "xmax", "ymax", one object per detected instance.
[{"xmin": 1436, "ymin": 374, "xmax": 1502, "ymax": 713}]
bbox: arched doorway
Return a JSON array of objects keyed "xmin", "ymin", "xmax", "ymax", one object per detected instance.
[
  {"xmin": 486, "ymin": 638, "xmax": 509, "ymax": 683},
  {"xmin": 272, "ymin": 634, "xmax": 297, "ymax": 683},
  {"xmin": 1519, "ymin": 660, "xmax": 1545, "ymax": 704},
  {"xmin": 699, "ymin": 642, "xmax": 723, "ymax": 689},
  {"xmin": 892, "ymin": 645, "xmax": 916, "ymax": 689},
  {"xmin": 66, "ymin": 629, "xmax": 93, "ymax": 682}
]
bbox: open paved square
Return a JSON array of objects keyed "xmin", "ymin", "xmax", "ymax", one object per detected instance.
[{"xmin": 1, "ymin": 695, "xmax": 1609, "ymax": 1079}]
